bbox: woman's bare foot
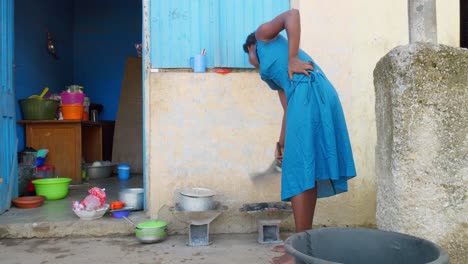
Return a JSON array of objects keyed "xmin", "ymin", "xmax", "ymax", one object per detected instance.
[
  {"xmin": 271, "ymin": 245, "xmax": 287, "ymax": 253},
  {"xmin": 271, "ymin": 253, "xmax": 295, "ymax": 264}
]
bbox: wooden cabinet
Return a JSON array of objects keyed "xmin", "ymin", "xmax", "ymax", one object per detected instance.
[{"xmin": 18, "ymin": 120, "xmax": 115, "ymax": 184}]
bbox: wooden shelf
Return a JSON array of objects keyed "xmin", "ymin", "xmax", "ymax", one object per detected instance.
[{"xmin": 18, "ymin": 120, "xmax": 115, "ymax": 184}]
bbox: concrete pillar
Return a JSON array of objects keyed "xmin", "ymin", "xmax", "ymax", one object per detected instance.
[{"xmin": 408, "ymin": 0, "xmax": 437, "ymax": 43}]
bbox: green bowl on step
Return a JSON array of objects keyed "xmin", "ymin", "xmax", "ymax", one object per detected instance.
[{"xmin": 32, "ymin": 178, "xmax": 72, "ymax": 200}]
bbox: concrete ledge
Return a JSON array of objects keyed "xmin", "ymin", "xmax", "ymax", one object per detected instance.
[{"xmin": 0, "ymin": 211, "xmax": 148, "ymax": 238}]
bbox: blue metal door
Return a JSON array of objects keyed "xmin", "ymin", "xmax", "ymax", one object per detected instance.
[{"xmin": 0, "ymin": 0, "xmax": 17, "ymax": 214}]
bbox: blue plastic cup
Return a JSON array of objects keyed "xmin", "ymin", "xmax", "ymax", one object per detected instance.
[
  {"xmin": 189, "ymin": 55, "xmax": 206, "ymax": 73},
  {"xmin": 118, "ymin": 164, "xmax": 130, "ymax": 180}
]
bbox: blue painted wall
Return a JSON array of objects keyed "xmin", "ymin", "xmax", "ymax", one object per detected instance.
[
  {"xmin": 14, "ymin": 0, "xmax": 74, "ymax": 151},
  {"xmin": 151, "ymin": 0, "xmax": 289, "ymax": 68},
  {"xmin": 151, "ymin": 0, "xmax": 216, "ymax": 68},
  {"xmin": 73, "ymin": 0, "xmax": 142, "ymax": 121},
  {"xmin": 215, "ymin": 0, "xmax": 289, "ymax": 67},
  {"xmin": 14, "ymin": 0, "xmax": 142, "ymax": 151}
]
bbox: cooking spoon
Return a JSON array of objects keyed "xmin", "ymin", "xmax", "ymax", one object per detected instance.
[
  {"xmin": 122, "ymin": 216, "xmax": 137, "ymax": 226},
  {"xmin": 29, "ymin": 87, "xmax": 49, "ymax": 99}
]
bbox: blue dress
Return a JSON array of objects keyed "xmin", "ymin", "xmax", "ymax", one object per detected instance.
[{"xmin": 256, "ymin": 35, "xmax": 356, "ymax": 201}]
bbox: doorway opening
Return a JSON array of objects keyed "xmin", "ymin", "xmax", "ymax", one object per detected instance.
[{"xmin": 13, "ymin": 0, "xmax": 145, "ymax": 211}]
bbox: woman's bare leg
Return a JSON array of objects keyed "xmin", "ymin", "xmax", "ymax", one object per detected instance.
[
  {"xmin": 271, "ymin": 188, "xmax": 318, "ymax": 264},
  {"xmin": 292, "ymin": 187, "xmax": 318, "ymax": 232}
]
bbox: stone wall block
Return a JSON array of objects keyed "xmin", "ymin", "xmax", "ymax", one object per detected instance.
[{"xmin": 374, "ymin": 43, "xmax": 468, "ymax": 263}]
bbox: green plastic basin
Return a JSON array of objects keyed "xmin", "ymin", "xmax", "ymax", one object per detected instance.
[
  {"xmin": 19, "ymin": 98, "xmax": 59, "ymax": 120},
  {"xmin": 32, "ymin": 178, "xmax": 72, "ymax": 200}
]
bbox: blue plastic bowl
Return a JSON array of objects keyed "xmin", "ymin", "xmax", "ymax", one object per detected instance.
[{"xmin": 112, "ymin": 210, "xmax": 130, "ymax": 219}]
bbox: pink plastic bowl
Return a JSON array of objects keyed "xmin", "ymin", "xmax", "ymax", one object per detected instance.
[{"xmin": 61, "ymin": 92, "xmax": 85, "ymax": 105}]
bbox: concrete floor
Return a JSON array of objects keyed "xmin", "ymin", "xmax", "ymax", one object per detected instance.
[
  {"xmin": 0, "ymin": 234, "xmax": 282, "ymax": 264},
  {"xmin": 0, "ymin": 174, "xmax": 290, "ymax": 263},
  {"xmin": 0, "ymin": 174, "xmax": 149, "ymax": 238}
]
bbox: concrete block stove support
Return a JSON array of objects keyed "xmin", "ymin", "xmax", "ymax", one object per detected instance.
[
  {"xmin": 257, "ymin": 219, "xmax": 282, "ymax": 244},
  {"xmin": 240, "ymin": 202, "xmax": 293, "ymax": 244},
  {"xmin": 188, "ymin": 224, "xmax": 210, "ymax": 246},
  {"xmin": 170, "ymin": 203, "xmax": 227, "ymax": 247}
]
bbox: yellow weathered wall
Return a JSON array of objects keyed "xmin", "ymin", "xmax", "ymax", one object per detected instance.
[{"xmin": 146, "ymin": 1, "xmax": 459, "ymax": 233}]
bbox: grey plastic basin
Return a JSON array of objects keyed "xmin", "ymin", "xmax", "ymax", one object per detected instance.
[{"xmin": 284, "ymin": 228, "xmax": 448, "ymax": 264}]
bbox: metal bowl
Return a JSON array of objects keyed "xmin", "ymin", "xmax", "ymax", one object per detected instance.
[{"xmin": 86, "ymin": 163, "xmax": 116, "ymax": 179}]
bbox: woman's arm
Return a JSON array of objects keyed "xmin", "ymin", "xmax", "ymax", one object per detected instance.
[
  {"xmin": 255, "ymin": 9, "xmax": 300, "ymax": 60},
  {"xmin": 255, "ymin": 9, "xmax": 313, "ymax": 79},
  {"xmin": 278, "ymin": 89, "xmax": 287, "ymax": 147},
  {"xmin": 276, "ymin": 89, "xmax": 287, "ymax": 162}
]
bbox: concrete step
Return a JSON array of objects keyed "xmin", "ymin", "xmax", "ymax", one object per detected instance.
[
  {"xmin": 0, "ymin": 210, "xmax": 149, "ymax": 238},
  {"xmin": 0, "ymin": 175, "xmax": 147, "ymax": 238}
]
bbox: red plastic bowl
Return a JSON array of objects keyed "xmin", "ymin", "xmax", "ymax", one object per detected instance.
[
  {"xmin": 214, "ymin": 69, "xmax": 231, "ymax": 75},
  {"xmin": 110, "ymin": 201, "xmax": 124, "ymax": 210},
  {"xmin": 12, "ymin": 196, "xmax": 46, "ymax": 208}
]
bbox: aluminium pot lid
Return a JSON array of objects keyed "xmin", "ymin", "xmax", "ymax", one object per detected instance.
[{"xmin": 179, "ymin": 187, "xmax": 216, "ymax": 198}]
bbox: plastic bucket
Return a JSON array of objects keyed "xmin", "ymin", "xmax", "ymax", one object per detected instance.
[
  {"xmin": 284, "ymin": 228, "xmax": 449, "ymax": 264},
  {"xmin": 118, "ymin": 164, "xmax": 130, "ymax": 180},
  {"xmin": 62, "ymin": 104, "xmax": 84, "ymax": 120},
  {"xmin": 60, "ymin": 92, "xmax": 85, "ymax": 105}
]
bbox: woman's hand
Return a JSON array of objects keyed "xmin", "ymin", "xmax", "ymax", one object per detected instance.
[
  {"xmin": 288, "ymin": 56, "xmax": 314, "ymax": 79},
  {"xmin": 275, "ymin": 142, "xmax": 284, "ymax": 167}
]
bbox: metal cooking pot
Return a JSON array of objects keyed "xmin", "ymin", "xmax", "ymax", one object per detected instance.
[
  {"xmin": 123, "ymin": 216, "xmax": 167, "ymax": 244},
  {"xmin": 119, "ymin": 188, "xmax": 144, "ymax": 210},
  {"xmin": 135, "ymin": 226, "xmax": 167, "ymax": 243},
  {"xmin": 178, "ymin": 187, "xmax": 216, "ymax": 211}
]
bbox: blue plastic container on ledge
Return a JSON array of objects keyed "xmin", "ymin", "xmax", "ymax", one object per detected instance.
[{"xmin": 118, "ymin": 164, "xmax": 130, "ymax": 180}]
